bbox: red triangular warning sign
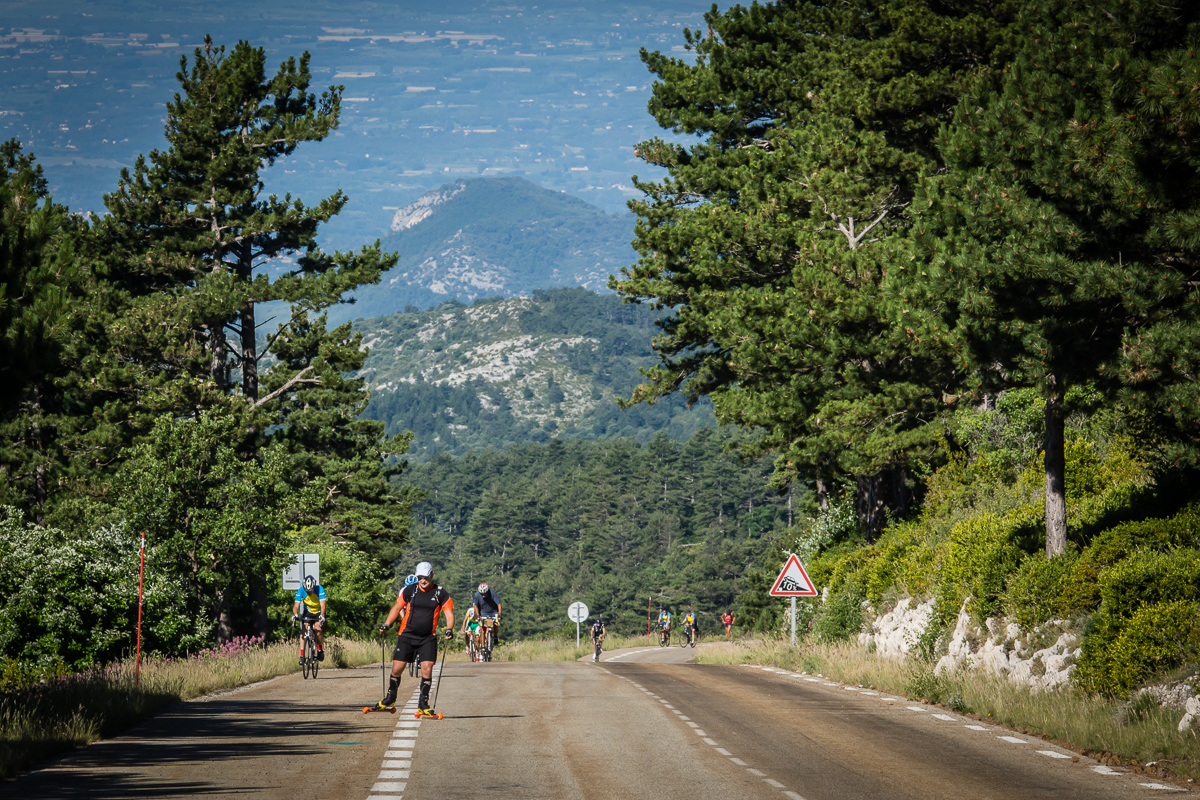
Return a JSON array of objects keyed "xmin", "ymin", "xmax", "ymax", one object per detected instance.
[{"xmin": 769, "ymin": 554, "xmax": 818, "ymax": 597}]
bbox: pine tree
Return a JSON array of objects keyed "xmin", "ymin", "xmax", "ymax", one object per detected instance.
[
  {"xmin": 612, "ymin": 0, "xmax": 1019, "ymax": 537},
  {"xmin": 0, "ymin": 142, "xmax": 79, "ymax": 522},
  {"xmin": 908, "ymin": 0, "xmax": 1200, "ymax": 555}
]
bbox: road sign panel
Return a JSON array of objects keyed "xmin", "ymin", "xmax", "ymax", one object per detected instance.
[
  {"xmin": 769, "ymin": 554, "xmax": 818, "ymax": 597},
  {"xmin": 283, "ymin": 553, "xmax": 320, "ymax": 591},
  {"xmin": 568, "ymin": 601, "xmax": 589, "ymax": 623}
]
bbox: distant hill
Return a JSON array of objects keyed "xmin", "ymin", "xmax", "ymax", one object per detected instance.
[
  {"xmin": 334, "ymin": 178, "xmax": 636, "ymax": 324},
  {"xmin": 357, "ymin": 288, "xmax": 714, "ymax": 458}
]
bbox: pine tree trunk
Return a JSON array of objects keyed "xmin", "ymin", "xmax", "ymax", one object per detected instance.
[
  {"xmin": 214, "ymin": 588, "xmax": 234, "ymax": 643},
  {"xmin": 210, "ymin": 325, "xmax": 228, "ymax": 392},
  {"xmin": 30, "ymin": 383, "xmax": 46, "ymax": 526},
  {"xmin": 815, "ymin": 478, "xmax": 829, "ymax": 512},
  {"xmin": 1044, "ymin": 380, "xmax": 1067, "ymax": 557},
  {"xmin": 856, "ymin": 474, "xmax": 885, "ymax": 542},
  {"xmin": 250, "ymin": 579, "xmax": 268, "ymax": 638},
  {"xmin": 239, "ymin": 243, "xmax": 258, "ymax": 402}
]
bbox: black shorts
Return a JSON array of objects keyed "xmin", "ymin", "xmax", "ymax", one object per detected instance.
[
  {"xmin": 299, "ymin": 609, "xmax": 322, "ymax": 627},
  {"xmin": 393, "ymin": 634, "xmax": 437, "ymax": 664}
]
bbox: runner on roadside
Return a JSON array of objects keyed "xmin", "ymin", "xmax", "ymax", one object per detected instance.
[
  {"xmin": 722, "ymin": 609, "xmax": 735, "ymax": 642},
  {"xmin": 374, "ymin": 561, "xmax": 454, "ymax": 714}
]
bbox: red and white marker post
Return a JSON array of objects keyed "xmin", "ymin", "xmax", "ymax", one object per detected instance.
[{"xmin": 135, "ymin": 530, "xmax": 145, "ymax": 687}]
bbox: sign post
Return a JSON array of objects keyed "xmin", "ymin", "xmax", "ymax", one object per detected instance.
[
  {"xmin": 568, "ymin": 601, "xmax": 589, "ymax": 647},
  {"xmin": 768, "ymin": 554, "xmax": 818, "ymax": 646}
]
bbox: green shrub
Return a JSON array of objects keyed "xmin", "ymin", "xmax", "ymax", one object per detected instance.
[
  {"xmin": 1066, "ymin": 509, "xmax": 1200, "ymax": 611},
  {"xmin": 1095, "ymin": 549, "xmax": 1200, "ymax": 622},
  {"xmin": 935, "ymin": 512, "xmax": 1030, "ymax": 626},
  {"xmin": 1077, "ymin": 600, "xmax": 1200, "ymax": 697},
  {"xmin": 1004, "ymin": 550, "xmax": 1083, "ymax": 629},
  {"xmin": 813, "ymin": 582, "xmax": 866, "ymax": 643}
]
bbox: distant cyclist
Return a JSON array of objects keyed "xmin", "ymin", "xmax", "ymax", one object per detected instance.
[
  {"xmin": 291, "ymin": 575, "xmax": 326, "ymax": 663},
  {"xmin": 722, "ymin": 609, "xmax": 735, "ymax": 642},
  {"xmin": 682, "ymin": 609, "xmax": 697, "ymax": 645},
  {"xmin": 657, "ymin": 608, "xmax": 671, "ymax": 645},
  {"xmin": 473, "ymin": 582, "xmax": 502, "ymax": 646},
  {"xmin": 461, "ymin": 605, "xmax": 481, "ymax": 658},
  {"xmin": 590, "ymin": 617, "xmax": 606, "ymax": 662},
  {"xmin": 374, "ymin": 561, "xmax": 455, "ymax": 715}
]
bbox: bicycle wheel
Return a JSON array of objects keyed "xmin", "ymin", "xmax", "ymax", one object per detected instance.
[
  {"xmin": 594, "ymin": 640, "xmax": 602, "ymax": 662},
  {"xmin": 311, "ymin": 637, "xmax": 319, "ymax": 679},
  {"xmin": 302, "ymin": 635, "xmax": 311, "ymax": 679},
  {"xmin": 679, "ymin": 627, "xmax": 688, "ymax": 647}
]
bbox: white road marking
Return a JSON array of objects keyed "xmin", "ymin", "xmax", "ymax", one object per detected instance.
[
  {"xmin": 378, "ymin": 770, "xmax": 410, "ymax": 779},
  {"xmin": 803, "ymin": 678, "xmax": 821, "ymax": 683},
  {"xmin": 765, "ymin": 778, "xmax": 785, "ymax": 788},
  {"xmin": 702, "ymin": 737, "xmax": 718, "ymax": 745},
  {"xmin": 1037, "ymin": 751, "xmax": 1072, "ymax": 759},
  {"xmin": 382, "ymin": 760, "xmax": 411, "ymax": 768},
  {"xmin": 391, "ymin": 730, "xmax": 419, "ymax": 739},
  {"xmin": 748, "ymin": 768, "xmax": 766, "ymax": 777},
  {"xmin": 998, "ymin": 736, "xmax": 1027, "ymax": 744},
  {"xmin": 695, "ymin": 730, "xmax": 708, "ymax": 736},
  {"xmin": 844, "ymin": 687, "xmax": 860, "ymax": 691},
  {"xmin": 1140, "ymin": 783, "xmax": 1184, "ymax": 791},
  {"xmin": 1093, "ymin": 766, "xmax": 1123, "ymax": 775},
  {"xmin": 371, "ymin": 783, "xmax": 406, "ymax": 793},
  {"xmin": 686, "ymin": 721, "xmax": 700, "ymax": 728},
  {"xmin": 384, "ymin": 750, "xmax": 413, "ymax": 758},
  {"xmin": 860, "ymin": 691, "xmax": 878, "ymax": 695},
  {"xmin": 881, "ymin": 697, "xmax": 899, "ymax": 702},
  {"xmin": 783, "ymin": 793, "xmax": 808, "ymax": 800},
  {"xmin": 397, "ymin": 720, "xmax": 421, "ymax": 728},
  {"xmin": 715, "ymin": 748, "xmax": 731, "ymax": 756},
  {"xmin": 932, "ymin": 714, "xmax": 956, "ymax": 721},
  {"xmin": 906, "ymin": 707, "xmax": 926, "ymax": 712},
  {"xmin": 964, "ymin": 725, "xmax": 989, "ymax": 731},
  {"xmin": 368, "ymin": 795, "xmax": 402, "ymax": 800}
]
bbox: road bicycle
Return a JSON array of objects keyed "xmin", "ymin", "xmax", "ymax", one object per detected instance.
[
  {"xmin": 295, "ymin": 619, "xmax": 320, "ymax": 679},
  {"xmin": 658, "ymin": 625, "xmax": 671, "ymax": 647},
  {"xmin": 679, "ymin": 623, "xmax": 696, "ymax": 648},
  {"xmin": 480, "ymin": 617, "xmax": 497, "ymax": 661},
  {"xmin": 592, "ymin": 635, "xmax": 604, "ymax": 662}
]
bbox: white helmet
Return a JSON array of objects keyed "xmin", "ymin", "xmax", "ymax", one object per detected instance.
[
  {"xmin": 478, "ymin": 582, "xmax": 489, "ymax": 593},
  {"xmin": 415, "ymin": 561, "xmax": 433, "ymax": 579}
]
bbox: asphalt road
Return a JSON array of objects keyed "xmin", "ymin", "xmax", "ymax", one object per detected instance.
[{"xmin": 10, "ymin": 646, "xmax": 1191, "ymax": 799}]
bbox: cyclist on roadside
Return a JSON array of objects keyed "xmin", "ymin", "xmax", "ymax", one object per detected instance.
[
  {"xmin": 657, "ymin": 607, "xmax": 671, "ymax": 645},
  {"xmin": 722, "ymin": 609, "xmax": 735, "ymax": 642},
  {"xmin": 374, "ymin": 561, "xmax": 455, "ymax": 714},
  {"xmin": 682, "ymin": 608, "xmax": 697, "ymax": 644},
  {"xmin": 461, "ymin": 605, "xmax": 481, "ymax": 657},
  {"xmin": 473, "ymin": 582, "xmax": 502, "ymax": 646},
  {"xmin": 590, "ymin": 617, "xmax": 606, "ymax": 662},
  {"xmin": 291, "ymin": 575, "xmax": 326, "ymax": 663}
]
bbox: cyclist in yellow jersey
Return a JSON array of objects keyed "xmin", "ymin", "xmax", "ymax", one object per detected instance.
[
  {"xmin": 682, "ymin": 609, "xmax": 696, "ymax": 644},
  {"xmin": 461, "ymin": 606, "xmax": 481, "ymax": 657},
  {"xmin": 291, "ymin": 575, "xmax": 327, "ymax": 663}
]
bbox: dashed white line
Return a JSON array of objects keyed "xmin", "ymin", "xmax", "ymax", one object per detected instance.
[
  {"xmin": 730, "ymin": 758, "xmax": 747, "ymax": 766},
  {"xmin": 1140, "ymin": 783, "xmax": 1184, "ymax": 791},
  {"xmin": 715, "ymin": 747, "xmax": 731, "ymax": 756},
  {"xmin": 998, "ymin": 736, "xmax": 1027, "ymax": 744},
  {"xmin": 747, "ymin": 768, "xmax": 766, "ymax": 777},
  {"xmin": 694, "ymin": 729, "xmax": 708, "ymax": 736},
  {"xmin": 1037, "ymin": 751, "xmax": 1072, "ymax": 759},
  {"xmin": 932, "ymin": 714, "xmax": 956, "ymax": 721},
  {"xmin": 1093, "ymin": 766, "xmax": 1123, "ymax": 775},
  {"xmin": 765, "ymin": 778, "xmax": 786, "ymax": 788},
  {"xmin": 964, "ymin": 725, "xmax": 989, "ymax": 731},
  {"xmin": 906, "ymin": 706, "xmax": 927, "ymax": 712},
  {"xmin": 783, "ymin": 792, "xmax": 808, "ymax": 800},
  {"xmin": 702, "ymin": 737, "xmax": 718, "ymax": 745}
]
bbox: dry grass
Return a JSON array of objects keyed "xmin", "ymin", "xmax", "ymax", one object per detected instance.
[
  {"xmin": 0, "ymin": 636, "xmax": 378, "ymax": 780},
  {"xmin": 698, "ymin": 639, "xmax": 1200, "ymax": 784}
]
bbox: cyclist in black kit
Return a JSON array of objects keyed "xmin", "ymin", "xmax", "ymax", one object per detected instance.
[{"xmin": 373, "ymin": 561, "xmax": 455, "ymax": 714}]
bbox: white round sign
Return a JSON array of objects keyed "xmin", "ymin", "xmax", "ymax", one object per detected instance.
[{"xmin": 568, "ymin": 601, "xmax": 589, "ymax": 623}]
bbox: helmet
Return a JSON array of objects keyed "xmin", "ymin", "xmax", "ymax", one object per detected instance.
[
  {"xmin": 303, "ymin": 575, "xmax": 316, "ymax": 593},
  {"xmin": 415, "ymin": 561, "xmax": 433, "ymax": 579},
  {"xmin": 478, "ymin": 582, "xmax": 489, "ymax": 593},
  {"xmin": 404, "ymin": 574, "xmax": 418, "ymax": 586}
]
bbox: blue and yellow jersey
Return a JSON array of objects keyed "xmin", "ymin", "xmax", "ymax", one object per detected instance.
[
  {"xmin": 683, "ymin": 613, "xmax": 695, "ymax": 626},
  {"xmin": 658, "ymin": 611, "xmax": 671, "ymax": 624},
  {"xmin": 295, "ymin": 585, "xmax": 327, "ymax": 614}
]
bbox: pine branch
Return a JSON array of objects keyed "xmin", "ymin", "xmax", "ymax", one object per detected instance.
[{"xmin": 252, "ymin": 365, "xmax": 320, "ymax": 408}]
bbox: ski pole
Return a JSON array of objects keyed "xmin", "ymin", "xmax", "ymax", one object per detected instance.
[
  {"xmin": 430, "ymin": 632, "xmax": 450, "ymax": 711},
  {"xmin": 380, "ymin": 631, "xmax": 386, "ymax": 695}
]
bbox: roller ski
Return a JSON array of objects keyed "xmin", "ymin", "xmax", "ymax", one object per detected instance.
[
  {"xmin": 363, "ymin": 703, "xmax": 397, "ymax": 714},
  {"xmin": 415, "ymin": 707, "xmax": 443, "ymax": 720}
]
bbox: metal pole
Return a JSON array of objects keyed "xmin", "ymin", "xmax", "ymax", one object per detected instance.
[
  {"xmin": 136, "ymin": 531, "xmax": 146, "ymax": 687},
  {"xmin": 576, "ymin": 618, "xmax": 580, "ymax": 648},
  {"xmin": 790, "ymin": 597, "xmax": 796, "ymax": 647}
]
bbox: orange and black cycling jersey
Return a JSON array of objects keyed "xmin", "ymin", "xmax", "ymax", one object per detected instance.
[{"xmin": 396, "ymin": 582, "xmax": 454, "ymax": 637}]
